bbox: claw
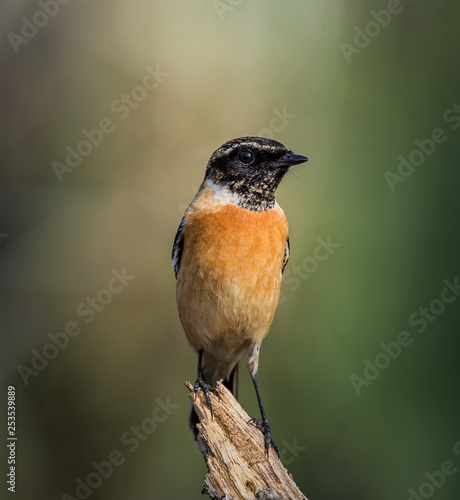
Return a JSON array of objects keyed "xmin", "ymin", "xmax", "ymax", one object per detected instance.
[
  {"xmin": 194, "ymin": 377, "xmax": 220, "ymax": 419},
  {"xmin": 248, "ymin": 417, "xmax": 280, "ymax": 457}
]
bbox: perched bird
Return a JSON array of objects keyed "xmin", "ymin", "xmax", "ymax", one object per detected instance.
[{"xmin": 172, "ymin": 136, "xmax": 308, "ymax": 455}]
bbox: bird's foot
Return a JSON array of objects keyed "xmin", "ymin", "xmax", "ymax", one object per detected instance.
[
  {"xmin": 193, "ymin": 377, "xmax": 220, "ymax": 419},
  {"xmin": 248, "ymin": 417, "xmax": 280, "ymax": 458}
]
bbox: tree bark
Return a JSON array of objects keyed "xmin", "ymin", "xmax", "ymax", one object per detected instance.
[{"xmin": 185, "ymin": 381, "xmax": 308, "ymax": 500}]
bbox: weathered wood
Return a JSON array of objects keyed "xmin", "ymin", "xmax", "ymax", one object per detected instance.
[{"xmin": 186, "ymin": 381, "xmax": 308, "ymax": 500}]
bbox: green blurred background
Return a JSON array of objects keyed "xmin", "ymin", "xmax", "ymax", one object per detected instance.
[{"xmin": 1, "ymin": 1, "xmax": 459, "ymax": 499}]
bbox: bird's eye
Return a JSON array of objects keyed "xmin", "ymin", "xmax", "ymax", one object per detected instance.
[{"xmin": 238, "ymin": 149, "xmax": 254, "ymax": 165}]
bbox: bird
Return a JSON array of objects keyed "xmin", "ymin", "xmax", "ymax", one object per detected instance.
[{"xmin": 172, "ymin": 136, "xmax": 308, "ymax": 456}]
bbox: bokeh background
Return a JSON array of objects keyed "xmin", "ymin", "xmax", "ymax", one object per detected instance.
[{"xmin": 1, "ymin": 1, "xmax": 460, "ymax": 499}]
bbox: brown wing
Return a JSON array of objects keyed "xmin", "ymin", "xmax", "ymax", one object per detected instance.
[
  {"xmin": 172, "ymin": 215, "xmax": 186, "ymax": 278},
  {"xmin": 282, "ymin": 236, "xmax": 290, "ymax": 273}
]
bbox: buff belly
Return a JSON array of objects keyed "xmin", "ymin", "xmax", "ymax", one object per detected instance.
[{"xmin": 176, "ymin": 199, "xmax": 288, "ymax": 379}]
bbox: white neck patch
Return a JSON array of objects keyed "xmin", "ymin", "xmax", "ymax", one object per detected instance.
[
  {"xmin": 205, "ymin": 179, "xmax": 242, "ymax": 206},
  {"xmin": 202, "ymin": 179, "xmax": 280, "ymax": 212}
]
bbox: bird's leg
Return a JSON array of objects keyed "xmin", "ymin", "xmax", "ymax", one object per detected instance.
[
  {"xmin": 193, "ymin": 349, "xmax": 220, "ymax": 419},
  {"xmin": 249, "ymin": 373, "xmax": 280, "ymax": 457},
  {"xmin": 246, "ymin": 343, "xmax": 279, "ymax": 457}
]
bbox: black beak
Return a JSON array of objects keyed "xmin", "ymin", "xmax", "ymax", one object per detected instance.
[{"xmin": 275, "ymin": 153, "xmax": 309, "ymax": 167}]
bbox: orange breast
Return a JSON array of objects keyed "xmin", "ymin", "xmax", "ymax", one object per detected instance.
[{"xmin": 176, "ymin": 187, "xmax": 288, "ymax": 355}]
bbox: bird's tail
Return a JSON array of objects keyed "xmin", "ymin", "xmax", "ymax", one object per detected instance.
[{"xmin": 189, "ymin": 363, "xmax": 239, "ymax": 438}]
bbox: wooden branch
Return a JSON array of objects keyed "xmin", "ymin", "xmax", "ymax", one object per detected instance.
[{"xmin": 185, "ymin": 381, "xmax": 308, "ymax": 500}]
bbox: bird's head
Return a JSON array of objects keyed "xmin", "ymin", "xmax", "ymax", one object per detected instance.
[{"xmin": 204, "ymin": 136, "xmax": 308, "ymax": 211}]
